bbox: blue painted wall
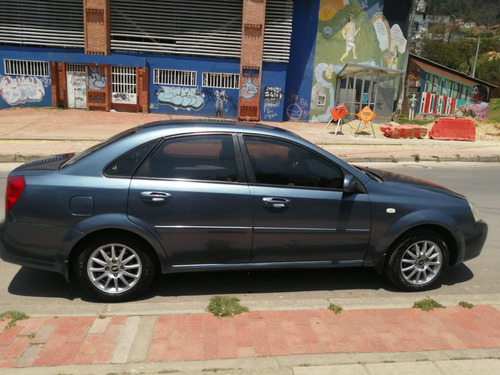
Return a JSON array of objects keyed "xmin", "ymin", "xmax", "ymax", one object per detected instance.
[
  {"xmin": 283, "ymin": 0, "xmax": 320, "ymax": 121},
  {"xmin": 0, "ymin": 0, "xmax": 320, "ymax": 123}
]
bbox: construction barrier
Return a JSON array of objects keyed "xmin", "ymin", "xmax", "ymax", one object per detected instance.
[
  {"xmin": 429, "ymin": 118, "xmax": 476, "ymax": 142},
  {"xmin": 380, "ymin": 125, "xmax": 428, "ymax": 139}
]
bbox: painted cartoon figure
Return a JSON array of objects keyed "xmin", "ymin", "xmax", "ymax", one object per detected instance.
[{"xmin": 340, "ymin": 12, "xmax": 360, "ymax": 63}]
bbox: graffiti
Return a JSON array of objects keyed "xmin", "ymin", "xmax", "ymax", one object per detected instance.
[
  {"xmin": 157, "ymin": 86, "xmax": 205, "ymax": 111},
  {"xmin": 240, "ymin": 73, "xmax": 259, "ymax": 99},
  {"xmin": 0, "ymin": 76, "xmax": 46, "ymax": 105},
  {"xmin": 87, "ymin": 65, "xmax": 106, "ymax": 90},
  {"xmin": 68, "ymin": 73, "xmax": 87, "ymax": 109},
  {"xmin": 286, "ymin": 94, "xmax": 310, "ymax": 122},
  {"xmin": 215, "ymin": 89, "xmax": 228, "ymax": 117},
  {"xmin": 202, "ymin": 88, "xmax": 237, "ymax": 117},
  {"xmin": 113, "ymin": 92, "xmax": 137, "ymax": 104},
  {"xmin": 263, "ymin": 86, "xmax": 283, "ymax": 120}
]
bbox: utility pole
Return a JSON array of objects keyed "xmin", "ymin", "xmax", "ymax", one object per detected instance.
[{"xmin": 472, "ymin": 34, "xmax": 480, "ymax": 78}]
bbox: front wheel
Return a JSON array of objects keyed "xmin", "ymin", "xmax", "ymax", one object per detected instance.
[
  {"xmin": 385, "ymin": 230, "xmax": 449, "ymax": 291},
  {"xmin": 74, "ymin": 234, "xmax": 156, "ymax": 302}
]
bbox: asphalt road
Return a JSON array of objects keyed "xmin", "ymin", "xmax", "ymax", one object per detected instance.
[{"xmin": 0, "ymin": 162, "xmax": 499, "ymax": 318}]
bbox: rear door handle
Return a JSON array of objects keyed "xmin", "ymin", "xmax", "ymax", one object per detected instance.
[
  {"xmin": 140, "ymin": 191, "xmax": 172, "ymax": 203},
  {"xmin": 262, "ymin": 197, "xmax": 291, "ymax": 209}
]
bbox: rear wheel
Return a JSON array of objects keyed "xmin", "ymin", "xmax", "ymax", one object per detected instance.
[
  {"xmin": 385, "ymin": 230, "xmax": 449, "ymax": 291},
  {"xmin": 74, "ymin": 234, "xmax": 156, "ymax": 302}
]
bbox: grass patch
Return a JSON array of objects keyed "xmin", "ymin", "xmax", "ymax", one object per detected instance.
[
  {"xmin": 0, "ymin": 311, "xmax": 30, "ymax": 329},
  {"xmin": 413, "ymin": 298, "xmax": 445, "ymax": 312},
  {"xmin": 458, "ymin": 301, "xmax": 474, "ymax": 309},
  {"xmin": 328, "ymin": 303, "xmax": 343, "ymax": 314},
  {"xmin": 487, "ymin": 98, "xmax": 500, "ymax": 124},
  {"xmin": 206, "ymin": 296, "xmax": 249, "ymax": 318}
]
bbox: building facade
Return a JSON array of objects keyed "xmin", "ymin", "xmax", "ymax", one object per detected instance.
[
  {"xmin": 0, "ymin": 0, "xmax": 414, "ymax": 123},
  {"xmin": 404, "ymin": 54, "xmax": 495, "ymax": 120}
]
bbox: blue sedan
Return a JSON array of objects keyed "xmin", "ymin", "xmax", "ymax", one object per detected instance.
[{"xmin": 0, "ymin": 120, "xmax": 488, "ymax": 301}]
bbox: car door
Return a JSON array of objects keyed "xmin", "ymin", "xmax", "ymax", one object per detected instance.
[
  {"xmin": 127, "ymin": 133, "xmax": 253, "ymax": 266},
  {"xmin": 241, "ymin": 135, "xmax": 371, "ymax": 264}
]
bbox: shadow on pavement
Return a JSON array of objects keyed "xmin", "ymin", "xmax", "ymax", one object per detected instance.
[{"xmin": 7, "ymin": 263, "xmax": 474, "ymax": 302}]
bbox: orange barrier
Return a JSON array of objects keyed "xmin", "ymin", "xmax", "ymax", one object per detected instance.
[
  {"xmin": 429, "ymin": 118, "xmax": 476, "ymax": 142},
  {"xmin": 380, "ymin": 125, "xmax": 428, "ymax": 139}
]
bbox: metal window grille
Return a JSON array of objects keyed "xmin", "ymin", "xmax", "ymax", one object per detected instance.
[
  {"xmin": 153, "ymin": 69, "xmax": 197, "ymax": 86},
  {"xmin": 112, "ymin": 67, "xmax": 137, "ymax": 104},
  {"xmin": 66, "ymin": 64, "xmax": 86, "ymax": 72},
  {"xmin": 202, "ymin": 72, "xmax": 240, "ymax": 89},
  {"xmin": 4, "ymin": 59, "xmax": 50, "ymax": 77}
]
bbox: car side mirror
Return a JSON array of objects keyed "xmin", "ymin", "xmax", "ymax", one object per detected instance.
[{"xmin": 343, "ymin": 174, "xmax": 365, "ymax": 194}]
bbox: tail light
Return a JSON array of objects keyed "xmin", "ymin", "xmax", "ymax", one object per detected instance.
[{"xmin": 6, "ymin": 176, "xmax": 25, "ymax": 211}]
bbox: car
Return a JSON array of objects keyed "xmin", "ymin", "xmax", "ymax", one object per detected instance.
[{"xmin": 0, "ymin": 120, "xmax": 488, "ymax": 302}]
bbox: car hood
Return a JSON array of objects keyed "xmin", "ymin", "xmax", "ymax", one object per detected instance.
[{"xmin": 360, "ymin": 166, "xmax": 465, "ymax": 199}]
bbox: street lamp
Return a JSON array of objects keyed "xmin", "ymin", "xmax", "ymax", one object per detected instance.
[{"xmin": 472, "ymin": 34, "xmax": 480, "ymax": 78}]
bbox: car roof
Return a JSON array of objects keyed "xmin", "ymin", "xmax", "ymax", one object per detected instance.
[{"xmin": 133, "ymin": 119, "xmax": 297, "ymax": 137}]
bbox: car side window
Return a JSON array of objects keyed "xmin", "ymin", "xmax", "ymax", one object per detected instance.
[
  {"xmin": 243, "ymin": 136, "xmax": 343, "ymax": 189},
  {"xmin": 105, "ymin": 140, "xmax": 157, "ymax": 177},
  {"xmin": 140, "ymin": 134, "xmax": 237, "ymax": 182}
]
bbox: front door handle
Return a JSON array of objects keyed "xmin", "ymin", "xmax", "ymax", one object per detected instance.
[
  {"xmin": 140, "ymin": 191, "xmax": 172, "ymax": 203},
  {"xmin": 262, "ymin": 197, "xmax": 291, "ymax": 209}
]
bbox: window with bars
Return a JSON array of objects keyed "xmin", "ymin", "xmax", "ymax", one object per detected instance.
[
  {"xmin": 4, "ymin": 59, "xmax": 50, "ymax": 77},
  {"xmin": 112, "ymin": 66, "xmax": 137, "ymax": 104},
  {"xmin": 153, "ymin": 69, "xmax": 196, "ymax": 86},
  {"xmin": 66, "ymin": 64, "xmax": 86, "ymax": 72},
  {"xmin": 202, "ymin": 72, "xmax": 240, "ymax": 89}
]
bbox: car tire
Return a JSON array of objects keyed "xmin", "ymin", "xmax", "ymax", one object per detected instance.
[
  {"xmin": 385, "ymin": 230, "xmax": 449, "ymax": 291},
  {"xmin": 74, "ymin": 234, "xmax": 156, "ymax": 302}
]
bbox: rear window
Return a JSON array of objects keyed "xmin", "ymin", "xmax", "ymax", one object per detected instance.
[{"xmin": 61, "ymin": 128, "xmax": 138, "ymax": 168}]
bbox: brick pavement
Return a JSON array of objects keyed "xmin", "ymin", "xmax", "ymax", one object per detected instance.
[{"xmin": 2, "ymin": 305, "xmax": 500, "ymax": 369}]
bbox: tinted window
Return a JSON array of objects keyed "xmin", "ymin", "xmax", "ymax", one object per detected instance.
[
  {"xmin": 243, "ymin": 136, "xmax": 343, "ymax": 189},
  {"xmin": 140, "ymin": 134, "xmax": 237, "ymax": 182},
  {"xmin": 105, "ymin": 141, "xmax": 157, "ymax": 177}
]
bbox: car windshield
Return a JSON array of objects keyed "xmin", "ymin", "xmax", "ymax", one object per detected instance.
[{"xmin": 60, "ymin": 128, "xmax": 138, "ymax": 168}]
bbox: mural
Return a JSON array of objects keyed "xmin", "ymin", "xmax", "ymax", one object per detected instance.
[
  {"xmin": 308, "ymin": 0, "xmax": 408, "ymax": 122},
  {"xmin": 0, "ymin": 76, "xmax": 49, "ymax": 106},
  {"xmin": 464, "ymin": 84, "xmax": 489, "ymax": 119},
  {"xmin": 409, "ymin": 60, "xmax": 490, "ymax": 120},
  {"xmin": 156, "ymin": 86, "xmax": 205, "ymax": 111}
]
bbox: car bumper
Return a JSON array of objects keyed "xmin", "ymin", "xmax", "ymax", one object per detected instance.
[
  {"xmin": 0, "ymin": 221, "xmax": 69, "ymax": 277},
  {"xmin": 460, "ymin": 219, "xmax": 488, "ymax": 263}
]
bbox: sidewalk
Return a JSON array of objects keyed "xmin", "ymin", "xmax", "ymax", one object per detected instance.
[
  {"xmin": 1, "ymin": 107, "xmax": 500, "ymax": 163},
  {"xmin": 2, "ymin": 306, "xmax": 500, "ymax": 374},
  {"xmin": 1, "ymin": 107, "xmax": 500, "ymax": 374}
]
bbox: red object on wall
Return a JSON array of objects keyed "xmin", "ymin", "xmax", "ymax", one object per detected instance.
[{"xmin": 429, "ymin": 118, "xmax": 476, "ymax": 142}]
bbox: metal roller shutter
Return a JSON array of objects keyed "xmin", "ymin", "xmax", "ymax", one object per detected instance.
[
  {"xmin": 0, "ymin": 0, "xmax": 293, "ymax": 63},
  {"xmin": 0, "ymin": 0, "xmax": 84, "ymax": 48},
  {"xmin": 110, "ymin": 0, "xmax": 293, "ymax": 62}
]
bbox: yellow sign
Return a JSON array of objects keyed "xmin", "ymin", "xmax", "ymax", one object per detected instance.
[{"xmin": 357, "ymin": 106, "xmax": 376, "ymax": 124}]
